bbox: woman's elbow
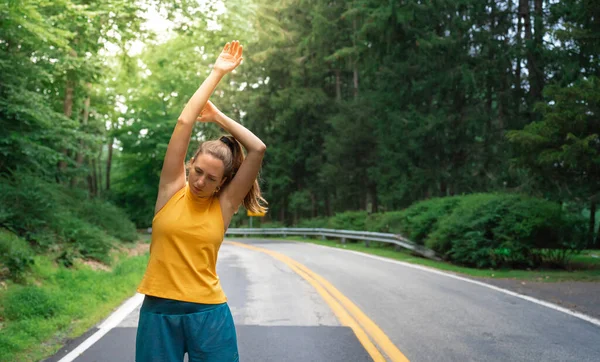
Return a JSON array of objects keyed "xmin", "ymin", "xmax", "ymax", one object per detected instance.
[
  {"xmin": 257, "ymin": 142, "xmax": 267, "ymax": 153},
  {"xmin": 250, "ymin": 141, "xmax": 266, "ymax": 154},
  {"xmin": 177, "ymin": 117, "xmax": 193, "ymax": 126}
]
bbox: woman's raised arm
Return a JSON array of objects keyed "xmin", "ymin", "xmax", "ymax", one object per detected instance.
[{"xmin": 154, "ymin": 41, "xmax": 243, "ymax": 214}]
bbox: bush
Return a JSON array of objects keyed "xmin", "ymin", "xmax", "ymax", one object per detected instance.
[
  {"xmin": 359, "ymin": 212, "xmax": 382, "ymax": 232},
  {"xmin": 0, "ymin": 230, "xmax": 35, "ymax": 282},
  {"xmin": 328, "ymin": 211, "xmax": 369, "ymax": 230},
  {"xmin": 395, "ymin": 197, "xmax": 462, "ymax": 244},
  {"xmin": 0, "ymin": 176, "xmax": 55, "ymax": 236},
  {"xmin": 0, "ymin": 174, "xmax": 136, "ymax": 265},
  {"xmin": 425, "ymin": 193, "xmax": 587, "ymax": 268},
  {"xmin": 75, "ymin": 199, "xmax": 138, "ymax": 242},
  {"xmin": 296, "ymin": 217, "xmax": 329, "ymax": 228},
  {"xmin": 54, "ymin": 213, "xmax": 114, "ymax": 264},
  {"xmin": 260, "ymin": 221, "xmax": 286, "ymax": 228}
]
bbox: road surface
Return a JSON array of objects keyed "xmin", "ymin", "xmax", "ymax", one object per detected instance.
[{"xmin": 45, "ymin": 238, "xmax": 600, "ymax": 362}]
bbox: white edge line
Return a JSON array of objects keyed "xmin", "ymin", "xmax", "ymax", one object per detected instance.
[
  {"xmin": 286, "ymin": 241, "xmax": 600, "ymax": 328},
  {"xmin": 57, "ymin": 293, "xmax": 145, "ymax": 362}
]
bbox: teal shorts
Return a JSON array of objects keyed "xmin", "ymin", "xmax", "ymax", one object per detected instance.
[{"xmin": 135, "ymin": 295, "xmax": 239, "ymax": 362}]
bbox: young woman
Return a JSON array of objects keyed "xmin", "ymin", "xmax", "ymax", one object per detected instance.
[{"xmin": 135, "ymin": 40, "xmax": 267, "ymax": 362}]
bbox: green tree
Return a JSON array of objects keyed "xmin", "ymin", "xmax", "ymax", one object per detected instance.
[{"xmin": 507, "ymin": 77, "xmax": 600, "ymax": 246}]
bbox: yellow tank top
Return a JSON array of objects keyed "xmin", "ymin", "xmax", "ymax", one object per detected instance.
[{"xmin": 137, "ymin": 183, "xmax": 227, "ymax": 304}]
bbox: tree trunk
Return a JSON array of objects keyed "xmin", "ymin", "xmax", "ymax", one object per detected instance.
[
  {"xmin": 59, "ymin": 49, "xmax": 77, "ymax": 177},
  {"xmin": 335, "ymin": 69, "xmax": 341, "ymax": 102},
  {"xmin": 531, "ymin": 0, "xmax": 545, "ymax": 101},
  {"xmin": 515, "ymin": 0, "xmax": 523, "ymax": 111},
  {"xmin": 498, "ymin": 56, "xmax": 508, "ymax": 132},
  {"xmin": 440, "ymin": 180, "xmax": 447, "ymax": 197},
  {"xmin": 519, "ymin": 0, "xmax": 541, "ymax": 102},
  {"xmin": 97, "ymin": 146, "xmax": 103, "ymax": 193},
  {"xmin": 590, "ymin": 201, "xmax": 597, "ymax": 246},
  {"xmin": 279, "ymin": 196, "xmax": 286, "ymax": 223},
  {"xmin": 71, "ymin": 84, "xmax": 91, "ymax": 188},
  {"xmin": 519, "ymin": 0, "xmax": 532, "ymax": 51},
  {"xmin": 87, "ymin": 172, "xmax": 94, "ymax": 196},
  {"xmin": 106, "ymin": 137, "xmax": 114, "ymax": 191},
  {"xmin": 353, "ymin": 64, "xmax": 359, "ymax": 100},
  {"xmin": 91, "ymin": 157, "xmax": 98, "ymax": 196},
  {"xmin": 89, "ymin": 145, "xmax": 101, "ymax": 197},
  {"xmin": 78, "ymin": 86, "xmax": 91, "ymax": 167},
  {"xmin": 596, "ymin": 217, "xmax": 600, "ymax": 248},
  {"xmin": 63, "ymin": 79, "xmax": 75, "ymax": 119},
  {"xmin": 59, "ymin": 82, "xmax": 74, "ymax": 175},
  {"xmin": 366, "ymin": 184, "xmax": 378, "ymax": 213},
  {"xmin": 352, "ymin": 17, "xmax": 359, "ymax": 100},
  {"xmin": 325, "ymin": 192, "xmax": 332, "ymax": 217}
]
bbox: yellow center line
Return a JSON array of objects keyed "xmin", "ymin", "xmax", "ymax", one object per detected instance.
[
  {"xmin": 227, "ymin": 241, "xmax": 384, "ymax": 361},
  {"xmin": 226, "ymin": 241, "xmax": 410, "ymax": 362},
  {"xmin": 291, "ymin": 260, "xmax": 409, "ymax": 362}
]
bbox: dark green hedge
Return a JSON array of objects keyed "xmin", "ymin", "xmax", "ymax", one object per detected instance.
[{"xmin": 295, "ymin": 193, "xmax": 588, "ymax": 269}]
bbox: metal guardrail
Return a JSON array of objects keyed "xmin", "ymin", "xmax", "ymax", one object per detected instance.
[{"xmin": 225, "ymin": 227, "xmax": 439, "ymax": 261}]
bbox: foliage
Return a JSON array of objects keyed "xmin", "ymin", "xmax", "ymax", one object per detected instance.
[
  {"xmin": 292, "ymin": 193, "xmax": 587, "ymax": 269},
  {"xmin": 0, "ymin": 230, "xmax": 35, "ymax": 282},
  {"xmin": 364, "ymin": 211, "xmax": 405, "ymax": 234},
  {"xmin": 296, "ymin": 217, "xmax": 329, "ymax": 228},
  {"xmin": 0, "ymin": 174, "xmax": 135, "ymax": 270},
  {"xmin": 507, "ymin": 76, "xmax": 600, "ymax": 204},
  {"xmin": 1, "ymin": 0, "xmax": 598, "ymax": 266},
  {"xmin": 395, "ymin": 197, "xmax": 462, "ymax": 245},
  {"xmin": 0, "ymin": 0, "xmax": 163, "ymax": 282},
  {"xmin": 328, "ymin": 211, "xmax": 369, "ymax": 231},
  {"xmin": 93, "ymin": 0, "xmax": 599, "ymax": 237},
  {"xmin": 425, "ymin": 194, "xmax": 587, "ymax": 268}
]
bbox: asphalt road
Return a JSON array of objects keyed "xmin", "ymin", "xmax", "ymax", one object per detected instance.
[{"xmin": 46, "ymin": 238, "xmax": 600, "ymax": 362}]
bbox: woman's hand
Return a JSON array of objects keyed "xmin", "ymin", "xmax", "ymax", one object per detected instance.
[
  {"xmin": 196, "ymin": 100, "xmax": 222, "ymax": 123},
  {"xmin": 213, "ymin": 40, "xmax": 243, "ymax": 76}
]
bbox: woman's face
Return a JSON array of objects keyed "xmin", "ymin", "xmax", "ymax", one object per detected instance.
[{"xmin": 188, "ymin": 153, "xmax": 225, "ymax": 197}]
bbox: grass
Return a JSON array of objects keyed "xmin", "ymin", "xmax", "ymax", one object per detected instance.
[
  {"xmin": 0, "ymin": 238, "xmax": 150, "ymax": 362},
  {"xmin": 238, "ymin": 236, "xmax": 600, "ymax": 283}
]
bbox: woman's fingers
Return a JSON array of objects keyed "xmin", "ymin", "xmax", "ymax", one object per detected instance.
[{"xmin": 220, "ymin": 41, "xmax": 243, "ymax": 63}]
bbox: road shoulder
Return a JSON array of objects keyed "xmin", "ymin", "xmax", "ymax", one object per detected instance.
[{"xmin": 475, "ymin": 278, "xmax": 600, "ymax": 320}]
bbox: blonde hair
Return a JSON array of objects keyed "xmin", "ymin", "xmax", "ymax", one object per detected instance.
[{"xmin": 188, "ymin": 136, "xmax": 267, "ymax": 214}]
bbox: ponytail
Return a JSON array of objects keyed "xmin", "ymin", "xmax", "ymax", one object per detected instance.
[{"xmin": 224, "ymin": 136, "xmax": 268, "ymax": 214}]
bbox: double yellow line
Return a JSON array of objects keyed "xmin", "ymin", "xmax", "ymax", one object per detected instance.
[{"xmin": 227, "ymin": 241, "xmax": 409, "ymax": 362}]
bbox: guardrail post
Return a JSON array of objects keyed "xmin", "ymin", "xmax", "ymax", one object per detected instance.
[
  {"xmin": 365, "ymin": 240, "xmax": 370, "ymax": 247},
  {"xmin": 341, "ymin": 237, "xmax": 346, "ymax": 244},
  {"xmin": 321, "ymin": 232, "xmax": 325, "ymax": 240}
]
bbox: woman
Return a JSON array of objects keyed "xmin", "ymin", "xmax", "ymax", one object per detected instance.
[{"xmin": 135, "ymin": 40, "xmax": 267, "ymax": 362}]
